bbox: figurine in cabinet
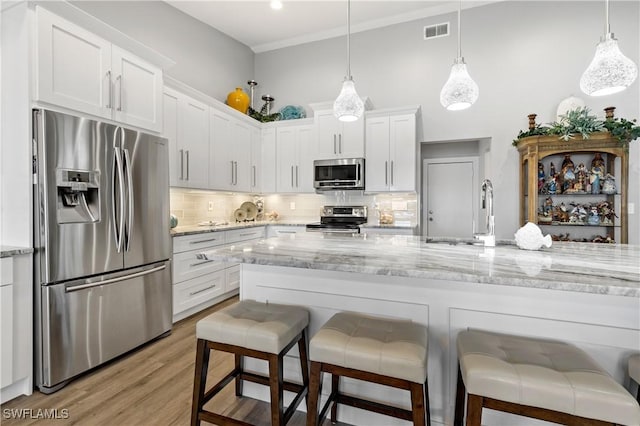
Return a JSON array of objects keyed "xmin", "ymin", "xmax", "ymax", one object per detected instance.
[
  {"xmin": 561, "ymin": 154, "xmax": 576, "ymax": 193},
  {"xmin": 574, "ymin": 163, "xmax": 588, "ymax": 192},
  {"xmin": 587, "ymin": 205, "xmax": 600, "ymax": 226},
  {"xmin": 546, "ymin": 175, "xmax": 557, "ymax": 194},
  {"xmin": 598, "ymin": 201, "xmax": 617, "ymax": 225},
  {"xmin": 590, "ymin": 153, "xmax": 605, "ymax": 194},
  {"xmin": 538, "ymin": 162, "xmax": 545, "ymax": 191},
  {"xmin": 569, "ymin": 203, "xmax": 587, "ymax": 224},
  {"xmin": 601, "ymin": 173, "xmax": 617, "ymax": 194}
]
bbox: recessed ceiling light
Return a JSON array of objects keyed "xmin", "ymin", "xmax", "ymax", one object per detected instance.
[{"xmin": 270, "ymin": 0, "xmax": 283, "ymax": 10}]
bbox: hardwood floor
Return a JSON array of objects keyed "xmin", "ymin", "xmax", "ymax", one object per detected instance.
[{"xmin": 1, "ymin": 297, "xmax": 342, "ymax": 425}]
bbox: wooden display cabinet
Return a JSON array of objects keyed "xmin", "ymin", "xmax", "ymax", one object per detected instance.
[{"xmin": 517, "ymin": 131, "xmax": 628, "ymax": 243}]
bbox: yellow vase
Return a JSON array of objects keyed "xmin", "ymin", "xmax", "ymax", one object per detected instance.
[{"xmin": 226, "ymin": 87, "xmax": 250, "ymax": 114}]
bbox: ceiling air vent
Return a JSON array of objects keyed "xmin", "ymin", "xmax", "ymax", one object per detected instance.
[{"xmin": 424, "ymin": 22, "xmax": 449, "ymax": 40}]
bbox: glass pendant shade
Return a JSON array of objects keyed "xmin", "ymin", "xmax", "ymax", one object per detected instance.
[
  {"xmin": 334, "ymin": 78, "xmax": 364, "ymax": 122},
  {"xmin": 440, "ymin": 57, "xmax": 479, "ymax": 111},
  {"xmin": 580, "ymin": 34, "xmax": 638, "ymax": 96}
]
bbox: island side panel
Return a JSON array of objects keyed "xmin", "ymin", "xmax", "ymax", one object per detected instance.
[{"xmin": 238, "ymin": 263, "xmax": 639, "ymax": 426}]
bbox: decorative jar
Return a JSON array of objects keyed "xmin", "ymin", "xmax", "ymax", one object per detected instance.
[{"xmin": 226, "ymin": 87, "xmax": 250, "ymax": 114}]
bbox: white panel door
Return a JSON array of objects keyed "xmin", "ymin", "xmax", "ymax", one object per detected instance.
[
  {"xmin": 231, "ymin": 121, "xmax": 252, "ymax": 192},
  {"xmin": 36, "ymin": 6, "xmax": 112, "ymax": 119},
  {"xmin": 339, "ymin": 117, "xmax": 365, "ymax": 158},
  {"xmin": 315, "ymin": 110, "xmax": 340, "ymax": 159},
  {"xmin": 365, "ymin": 116, "xmax": 391, "ymax": 192},
  {"xmin": 209, "ymin": 109, "xmax": 233, "ymax": 190},
  {"xmin": 250, "ymin": 127, "xmax": 261, "ymax": 193},
  {"xmin": 296, "ymin": 125, "xmax": 316, "ymax": 193},
  {"xmin": 261, "ymin": 128, "xmax": 277, "ymax": 193},
  {"xmin": 276, "ymin": 127, "xmax": 297, "ymax": 193},
  {"xmin": 112, "ymin": 46, "xmax": 162, "ymax": 132},
  {"xmin": 389, "ymin": 114, "xmax": 417, "ymax": 192},
  {"xmin": 0, "ymin": 284, "xmax": 13, "ymax": 388},
  {"xmin": 424, "ymin": 160, "xmax": 475, "ymax": 238},
  {"xmin": 180, "ymin": 96, "xmax": 209, "ymax": 189},
  {"xmin": 162, "ymin": 89, "xmax": 180, "ymax": 187}
]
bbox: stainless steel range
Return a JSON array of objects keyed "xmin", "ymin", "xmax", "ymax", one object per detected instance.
[{"xmin": 306, "ymin": 206, "xmax": 367, "ymax": 234}]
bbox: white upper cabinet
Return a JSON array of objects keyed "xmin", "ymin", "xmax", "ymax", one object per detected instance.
[
  {"xmin": 365, "ymin": 108, "xmax": 419, "ymax": 192},
  {"xmin": 209, "ymin": 108, "xmax": 254, "ymax": 192},
  {"xmin": 163, "ymin": 88, "xmax": 209, "ymax": 189},
  {"xmin": 250, "ymin": 127, "xmax": 262, "ymax": 193},
  {"xmin": 36, "ymin": 7, "xmax": 162, "ymax": 132},
  {"xmin": 260, "ymin": 128, "xmax": 277, "ymax": 193},
  {"xmin": 36, "ymin": 7, "xmax": 112, "ymax": 119},
  {"xmin": 276, "ymin": 124, "xmax": 315, "ymax": 193},
  {"xmin": 111, "ymin": 46, "xmax": 162, "ymax": 132},
  {"xmin": 315, "ymin": 109, "xmax": 365, "ymax": 159}
]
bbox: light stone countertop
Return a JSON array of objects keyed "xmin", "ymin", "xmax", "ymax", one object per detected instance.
[
  {"xmin": 1, "ymin": 246, "xmax": 34, "ymax": 258},
  {"xmin": 199, "ymin": 233, "xmax": 640, "ymax": 297}
]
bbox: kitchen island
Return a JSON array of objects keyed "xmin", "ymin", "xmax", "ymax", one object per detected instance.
[{"xmin": 200, "ymin": 234, "xmax": 640, "ymax": 426}]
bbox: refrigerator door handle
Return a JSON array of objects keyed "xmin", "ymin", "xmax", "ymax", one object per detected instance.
[
  {"xmin": 123, "ymin": 146, "xmax": 134, "ymax": 252},
  {"xmin": 65, "ymin": 265, "xmax": 167, "ymax": 293},
  {"xmin": 114, "ymin": 129, "xmax": 126, "ymax": 253}
]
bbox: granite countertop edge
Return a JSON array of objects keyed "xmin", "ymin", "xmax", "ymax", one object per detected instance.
[
  {"xmin": 171, "ymin": 221, "xmax": 415, "ymax": 237},
  {"xmin": 1, "ymin": 246, "xmax": 34, "ymax": 258},
  {"xmin": 197, "ymin": 235, "xmax": 640, "ymax": 298}
]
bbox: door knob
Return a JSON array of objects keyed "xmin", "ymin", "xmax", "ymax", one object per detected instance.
[
  {"xmin": 428, "ymin": 210, "xmax": 433, "ymax": 214},
  {"xmin": 429, "ymin": 218, "xmax": 433, "ymax": 221}
]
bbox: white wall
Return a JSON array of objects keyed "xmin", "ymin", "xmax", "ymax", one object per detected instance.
[
  {"xmin": 255, "ymin": 1, "xmax": 640, "ymax": 242},
  {"xmin": 72, "ymin": 1, "xmax": 255, "ymax": 102}
]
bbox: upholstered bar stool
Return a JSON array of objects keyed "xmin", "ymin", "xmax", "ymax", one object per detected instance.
[
  {"xmin": 307, "ymin": 311, "xmax": 430, "ymax": 426},
  {"xmin": 629, "ymin": 354, "xmax": 640, "ymax": 403},
  {"xmin": 454, "ymin": 329, "xmax": 640, "ymax": 426},
  {"xmin": 191, "ymin": 300, "xmax": 310, "ymax": 426}
]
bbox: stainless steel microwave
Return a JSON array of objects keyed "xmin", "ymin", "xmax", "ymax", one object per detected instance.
[{"xmin": 313, "ymin": 158, "xmax": 365, "ymax": 191}]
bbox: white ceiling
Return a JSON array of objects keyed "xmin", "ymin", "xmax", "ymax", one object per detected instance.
[{"xmin": 166, "ymin": 1, "xmax": 498, "ymax": 53}]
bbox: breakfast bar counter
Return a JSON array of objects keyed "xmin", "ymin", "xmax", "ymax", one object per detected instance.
[{"xmin": 200, "ymin": 234, "xmax": 640, "ymax": 426}]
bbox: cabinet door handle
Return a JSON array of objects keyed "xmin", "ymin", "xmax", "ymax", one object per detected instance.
[
  {"xmin": 338, "ymin": 134, "xmax": 342, "ymax": 154},
  {"xmin": 296, "ymin": 165, "xmax": 299, "ymax": 187},
  {"xmin": 116, "ymin": 75, "xmax": 123, "ymax": 111},
  {"xmin": 229, "ymin": 160, "xmax": 238, "ymax": 185},
  {"xmin": 188, "ymin": 237, "xmax": 220, "ymax": 245},
  {"xmin": 179, "ymin": 149, "xmax": 184, "ymax": 180},
  {"xmin": 390, "ymin": 160, "xmax": 394, "ymax": 186},
  {"xmin": 252, "ymin": 165, "xmax": 256, "ymax": 187},
  {"xmin": 385, "ymin": 161, "xmax": 388, "ymax": 185},
  {"xmin": 333, "ymin": 135, "xmax": 337, "ymax": 154},
  {"xmin": 185, "ymin": 150, "xmax": 190, "ymax": 180},
  {"xmin": 105, "ymin": 70, "xmax": 112, "ymax": 108},
  {"xmin": 291, "ymin": 166, "xmax": 294, "ymax": 187},
  {"xmin": 189, "ymin": 284, "xmax": 217, "ymax": 296},
  {"xmin": 189, "ymin": 259, "xmax": 214, "ymax": 267}
]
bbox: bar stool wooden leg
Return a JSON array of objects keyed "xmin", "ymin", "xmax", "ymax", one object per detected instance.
[
  {"xmin": 298, "ymin": 329, "xmax": 310, "ymax": 405},
  {"xmin": 424, "ymin": 379, "xmax": 431, "ymax": 426},
  {"xmin": 190, "ymin": 339, "xmax": 210, "ymax": 426},
  {"xmin": 269, "ymin": 353, "xmax": 284, "ymax": 426},
  {"xmin": 330, "ymin": 374, "xmax": 340, "ymax": 423},
  {"xmin": 454, "ymin": 365, "xmax": 465, "ymax": 426},
  {"xmin": 409, "ymin": 381, "xmax": 426, "ymax": 426},
  {"xmin": 466, "ymin": 394, "xmax": 483, "ymax": 426},
  {"xmin": 307, "ymin": 361, "xmax": 322, "ymax": 426},
  {"xmin": 235, "ymin": 354, "xmax": 244, "ymax": 396}
]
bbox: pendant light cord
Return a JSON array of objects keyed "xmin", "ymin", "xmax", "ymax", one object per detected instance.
[
  {"xmin": 457, "ymin": 0, "xmax": 462, "ymax": 58},
  {"xmin": 347, "ymin": 0, "xmax": 352, "ymax": 79}
]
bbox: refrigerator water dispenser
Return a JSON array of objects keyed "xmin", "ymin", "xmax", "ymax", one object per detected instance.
[{"xmin": 56, "ymin": 169, "xmax": 100, "ymax": 223}]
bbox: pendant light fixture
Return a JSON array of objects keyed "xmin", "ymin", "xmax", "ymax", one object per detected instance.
[
  {"xmin": 440, "ymin": 0, "xmax": 479, "ymax": 111},
  {"xmin": 333, "ymin": 0, "xmax": 364, "ymax": 122},
  {"xmin": 580, "ymin": 0, "xmax": 638, "ymax": 96}
]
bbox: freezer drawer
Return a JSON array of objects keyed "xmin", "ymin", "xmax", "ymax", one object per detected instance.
[{"xmin": 37, "ymin": 262, "xmax": 171, "ymax": 391}]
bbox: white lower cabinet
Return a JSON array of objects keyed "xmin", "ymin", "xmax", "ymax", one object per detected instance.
[
  {"xmin": 171, "ymin": 227, "xmax": 265, "ymax": 322},
  {"xmin": 0, "ymin": 254, "xmax": 33, "ymax": 404}
]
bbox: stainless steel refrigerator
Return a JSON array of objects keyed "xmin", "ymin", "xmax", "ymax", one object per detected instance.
[{"xmin": 33, "ymin": 109, "xmax": 172, "ymax": 393}]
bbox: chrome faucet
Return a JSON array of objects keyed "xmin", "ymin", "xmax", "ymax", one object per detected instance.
[{"xmin": 474, "ymin": 179, "xmax": 495, "ymax": 247}]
